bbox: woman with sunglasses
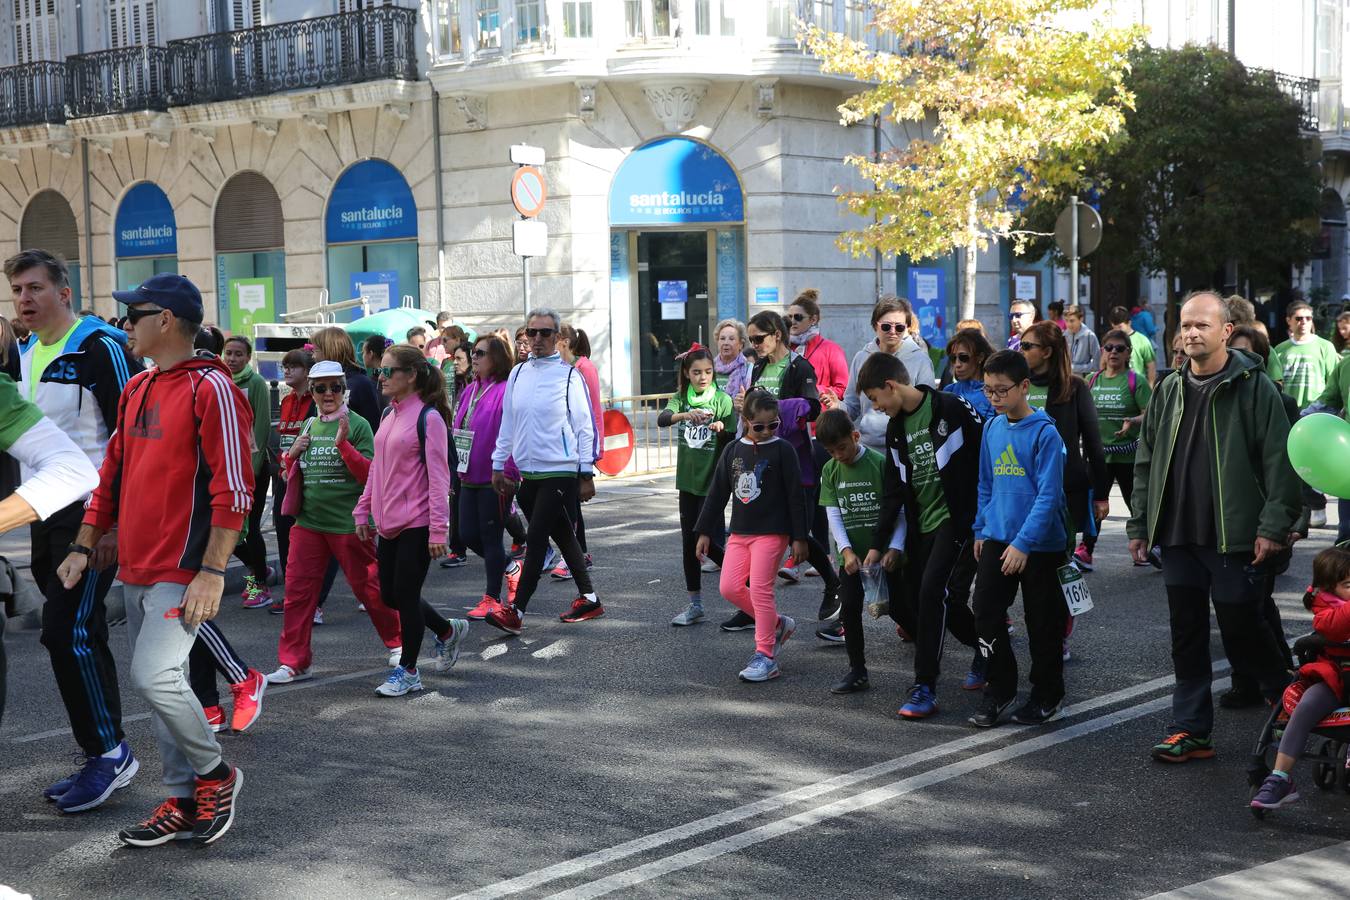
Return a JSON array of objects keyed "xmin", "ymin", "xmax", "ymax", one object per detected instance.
[
  {"xmin": 355, "ymin": 344, "xmax": 467, "ymax": 696},
  {"xmin": 1081, "ymin": 329, "xmax": 1153, "ymax": 566},
  {"xmin": 787, "ymin": 290, "xmax": 848, "ymax": 409},
  {"xmin": 310, "ymin": 326, "xmax": 385, "ymax": 434},
  {"xmin": 844, "ymin": 297, "xmax": 937, "ymax": 450},
  {"xmin": 941, "ymin": 328, "xmax": 996, "ymax": 419},
  {"xmin": 1018, "ymin": 322, "xmax": 1109, "ymax": 575},
  {"xmin": 268, "ymin": 361, "xmax": 406, "ymax": 684}
]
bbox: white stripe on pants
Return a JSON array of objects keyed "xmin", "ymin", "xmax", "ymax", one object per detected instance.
[{"xmin": 124, "ymin": 582, "xmax": 223, "ymax": 796}]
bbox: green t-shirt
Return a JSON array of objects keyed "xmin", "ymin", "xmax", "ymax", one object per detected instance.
[
  {"xmin": 902, "ymin": 393, "xmax": 950, "ymax": 533},
  {"xmin": 27, "ymin": 320, "xmax": 81, "ymax": 401},
  {"xmin": 1127, "ymin": 331, "xmax": 1155, "ymax": 381},
  {"xmin": 294, "ymin": 413, "xmax": 376, "ymax": 535},
  {"xmin": 819, "ymin": 446, "xmax": 886, "ymax": 561},
  {"xmin": 1027, "ymin": 381, "xmax": 1049, "ymax": 412},
  {"xmin": 665, "ymin": 385, "xmax": 735, "ymax": 495},
  {"xmin": 0, "ymin": 373, "xmax": 44, "ymax": 448},
  {"xmin": 1275, "ymin": 336, "xmax": 1341, "ymax": 408},
  {"xmin": 754, "ymin": 356, "xmax": 789, "ymax": 397},
  {"xmin": 1088, "ymin": 370, "xmax": 1152, "ymax": 463}
]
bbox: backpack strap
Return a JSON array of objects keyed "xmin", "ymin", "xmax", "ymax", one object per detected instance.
[{"xmin": 1086, "ymin": 369, "xmax": 1100, "ymax": 389}]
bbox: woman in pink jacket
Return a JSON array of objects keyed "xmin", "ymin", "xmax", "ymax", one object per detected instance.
[
  {"xmin": 355, "ymin": 344, "xmax": 467, "ymax": 698},
  {"xmin": 556, "ymin": 324, "xmax": 604, "ymax": 578},
  {"xmin": 787, "ymin": 289, "xmax": 849, "ymax": 409}
]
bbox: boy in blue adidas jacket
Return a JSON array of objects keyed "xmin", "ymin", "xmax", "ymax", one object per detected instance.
[{"xmin": 969, "ymin": 351, "xmax": 1070, "ymax": 730}]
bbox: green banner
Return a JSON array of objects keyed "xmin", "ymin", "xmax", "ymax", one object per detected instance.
[{"xmin": 228, "ymin": 277, "xmax": 274, "ymax": 335}]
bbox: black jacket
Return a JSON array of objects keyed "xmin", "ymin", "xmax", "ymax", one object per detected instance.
[
  {"xmin": 343, "ymin": 365, "xmax": 385, "ymax": 433},
  {"xmin": 696, "ymin": 437, "xmax": 808, "ymax": 541},
  {"xmin": 1030, "ymin": 372, "xmax": 1108, "ymax": 498},
  {"xmin": 750, "ymin": 353, "xmax": 821, "ymax": 421},
  {"xmin": 874, "ymin": 386, "xmax": 986, "ymax": 547}
]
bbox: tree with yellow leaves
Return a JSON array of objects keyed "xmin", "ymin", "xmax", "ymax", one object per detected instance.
[{"xmin": 803, "ymin": 0, "xmax": 1142, "ymax": 319}]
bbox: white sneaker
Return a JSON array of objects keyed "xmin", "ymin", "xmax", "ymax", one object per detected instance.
[
  {"xmin": 312, "ymin": 608, "xmax": 324, "ymax": 626},
  {"xmin": 431, "ymin": 619, "xmax": 469, "ymax": 672},
  {"xmin": 700, "ymin": 558, "xmax": 720, "ymax": 573},
  {"xmin": 266, "ymin": 664, "xmax": 312, "ymax": 684},
  {"xmin": 671, "ymin": 604, "xmax": 705, "ymax": 626},
  {"xmin": 387, "ymin": 646, "xmax": 403, "ymax": 667},
  {"xmin": 778, "ymin": 564, "xmax": 802, "ymax": 584},
  {"xmin": 1310, "ymin": 509, "xmax": 1328, "ymax": 528},
  {"xmin": 802, "ymin": 564, "xmax": 820, "ymax": 577},
  {"xmin": 375, "ymin": 665, "xmax": 423, "ymax": 697}
]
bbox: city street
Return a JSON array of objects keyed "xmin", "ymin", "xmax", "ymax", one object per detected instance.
[{"xmin": 2, "ymin": 479, "xmax": 1347, "ymax": 898}]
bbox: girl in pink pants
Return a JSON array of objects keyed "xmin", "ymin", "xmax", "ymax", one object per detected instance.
[{"xmin": 696, "ymin": 391, "xmax": 809, "ymax": 682}]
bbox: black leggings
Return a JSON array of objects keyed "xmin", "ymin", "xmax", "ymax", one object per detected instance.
[
  {"xmin": 515, "ymin": 477, "xmax": 594, "ymax": 611},
  {"xmin": 449, "ymin": 472, "xmax": 466, "ymax": 557},
  {"xmin": 506, "ymin": 507, "xmax": 527, "ymax": 544},
  {"xmin": 680, "ymin": 490, "xmax": 724, "ymax": 593},
  {"xmin": 459, "ymin": 485, "xmax": 510, "ymax": 600},
  {"xmin": 188, "ymin": 621, "xmax": 250, "ymax": 708},
  {"xmin": 376, "ymin": 527, "xmax": 452, "ymax": 671},
  {"xmin": 1083, "ymin": 461, "xmax": 1135, "ymax": 553},
  {"xmin": 838, "ymin": 564, "xmax": 908, "ymax": 672},
  {"xmin": 234, "ymin": 470, "xmax": 271, "ymax": 581}
]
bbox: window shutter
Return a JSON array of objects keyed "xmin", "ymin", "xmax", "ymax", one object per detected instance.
[
  {"xmin": 21, "ymin": 191, "xmax": 80, "ymax": 264},
  {"xmin": 214, "ymin": 172, "xmax": 285, "ymax": 253}
]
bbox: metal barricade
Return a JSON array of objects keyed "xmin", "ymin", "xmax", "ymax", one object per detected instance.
[{"xmin": 601, "ymin": 393, "xmax": 676, "ymax": 477}]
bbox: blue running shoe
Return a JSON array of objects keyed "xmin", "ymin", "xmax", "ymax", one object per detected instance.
[
  {"xmin": 898, "ymin": 684, "xmax": 938, "ymax": 719},
  {"xmin": 56, "ymin": 741, "xmax": 139, "ymax": 813},
  {"xmin": 738, "ymin": 652, "xmax": 780, "ymax": 683},
  {"xmin": 963, "ymin": 652, "xmax": 989, "ymax": 691}
]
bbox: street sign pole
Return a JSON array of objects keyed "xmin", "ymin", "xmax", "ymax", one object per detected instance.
[
  {"xmin": 523, "ymin": 257, "xmax": 531, "ymax": 318},
  {"xmin": 510, "ymin": 146, "xmax": 547, "ymax": 323},
  {"xmin": 1070, "ymin": 195, "xmax": 1079, "ymax": 306}
]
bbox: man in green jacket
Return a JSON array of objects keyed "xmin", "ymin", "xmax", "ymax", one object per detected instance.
[{"xmin": 1127, "ymin": 291, "xmax": 1301, "ymax": 764}]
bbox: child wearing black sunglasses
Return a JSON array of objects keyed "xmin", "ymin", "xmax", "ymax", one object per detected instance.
[{"xmin": 696, "ymin": 391, "xmax": 809, "ymax": 683}]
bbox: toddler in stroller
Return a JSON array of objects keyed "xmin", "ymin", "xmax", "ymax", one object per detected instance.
[{"xmin": 1248, "ymin": 546, "xmax": 1350, "ymax": 817}]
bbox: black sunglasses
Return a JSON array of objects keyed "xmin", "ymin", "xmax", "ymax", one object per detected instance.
[
  {"xmin": 748, "ymin": 420, "xmax": 781, "ymax": 433},
  {"xmin": 472, "ymin": 348, "xmax": 488, "ymax": 358},
  {"xmin": 310, "ymin": 382, "xmax": 346, "ymax": 395},
  {"xmin": 748, "ymin": 333, "xmax": 772, "ymax": 345},
  {"xmin": 376, "ymin": 365, "xmax": 413, "ymax": 378},
  {"xmin": 788, "ymin": 312, "xmax": 810, "ymax": 323},
  {"xmin": 877, "ymin": 322, "xmax": 906, "ymax": 333},
  {"xmin": 126, "ymin": 306, "xmax": 165, "ymax": 323},
  {"xmin": 1103, "ymin": 344, "xmax": 1130, "ymax": 353},
  {"xmin": 1020, "ymin": 341, "xmax": 1045, "ymax": 351},
  {"xmin": 948, "ymin": 352, "xmax": 972, "ymax": 363},
  {"xmin": 525, "ymin": 327, "xmax": 556, "ymax": 338}
]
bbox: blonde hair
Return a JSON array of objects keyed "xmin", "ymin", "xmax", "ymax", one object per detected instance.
[
  {"xmin": 309, "ymin": 326, "xmax": 357, "ymax": 370},
  {"xmin": 955, "ymin": 318, "xmax": 985, "ymax": 336}
]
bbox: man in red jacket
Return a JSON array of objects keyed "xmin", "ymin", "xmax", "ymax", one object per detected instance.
[{"xmin": 57, "ymin": 274, "xmax": 253, "ymax": 848}]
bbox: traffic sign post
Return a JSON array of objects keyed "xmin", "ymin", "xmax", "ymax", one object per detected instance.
[
  {"xmin": 1055, "ymin": 197, "xmax": 1103, "ymax": 305},
  {"xmin": 509, "ymin": 145, "xmax": 547, "ymax": 318}
]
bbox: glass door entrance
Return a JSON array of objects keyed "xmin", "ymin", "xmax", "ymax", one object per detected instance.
[{"xmin": 636, "ymin": 231, "xmax": 710, "ymax": 394}]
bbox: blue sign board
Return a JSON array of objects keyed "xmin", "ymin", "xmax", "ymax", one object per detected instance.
[
  {"xmin": 115, "ymin": 182, "xmax": 177, "ymax": 258},
  {"xmin": 755, "ymin": 286, "xmax": 779, "ymax": 306},
  {"xmin": 609, "ymin": 137, "xmax": 743, "ymax": 226},
  {"xmin": 907, "ymin": 267, "xmax": 947, "ymax": 346},
  {"xmin": 657, "ymin": 280, "xmax": 688, "ymax": 303},
  {"xmin": 350, "ymin": 270, "xmax": 400, "ymax": 318},
  {"xmin": 326, "ymin": 159, "xmax": 418, "ymax": 244}
]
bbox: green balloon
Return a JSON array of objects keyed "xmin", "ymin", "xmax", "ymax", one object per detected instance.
[{"xmin": 1287, "ymin": 413, "xmax": 1350, "ymax": 499}]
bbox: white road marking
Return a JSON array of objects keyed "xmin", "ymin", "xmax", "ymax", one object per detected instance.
[
  {"xmin": 451, "ymin": 667, "xmax": 1217, "ymax": 900},
  {"xmin": 532, "ymin": 640, "xmax": 570, "ymax": 660},
  {"xmin": 1141, "ymin": 839, "xmax": 1350, "ymax": 899},
  {"xmin": 546, "ymin": 682, "xmax": 1226, "ymax": 899}
]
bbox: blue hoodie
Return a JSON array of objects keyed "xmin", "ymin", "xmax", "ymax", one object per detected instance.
[{"xmin": 973, "ymin": 407, "xmax": 1067, "ymax": 553}]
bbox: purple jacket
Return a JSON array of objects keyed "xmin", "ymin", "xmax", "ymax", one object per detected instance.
[{"xmin": 454, "ymin": 377, "xmax": 518, "ymax": 484}]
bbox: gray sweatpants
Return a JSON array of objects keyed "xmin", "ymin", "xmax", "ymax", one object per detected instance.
[{"xmin": 124, "ymin": 582, "xmax": 223, "ymax": 797}]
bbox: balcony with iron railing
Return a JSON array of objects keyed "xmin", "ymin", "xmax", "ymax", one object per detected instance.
[
  {"xmin": 64, "ymin": 45, "xmax": 170, "ymax": 119},
  {"xmin": 1252, "ymin": 67, "xmax": 1320, "ymax": 133},
  {"xmin": 0, "ymin": 60, "xmax": 66, "ymax": 127}
]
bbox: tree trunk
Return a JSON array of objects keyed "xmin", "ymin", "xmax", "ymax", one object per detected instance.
[{"xmin": 962, "ymin": 193, "xmax": 978, "ymax": 321}]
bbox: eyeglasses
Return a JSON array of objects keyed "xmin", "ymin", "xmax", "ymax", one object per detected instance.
[
  {"xmin": 310, "ymin": 383, "xmax": 346, "ymax": 395},
  {"xmin": 525, "ymin": 327, "xmax": 556, "ymax": 338},
  {"xmin": 948, "ymin": 352, "xmax": 972, "ymax": 363},
  {"xmin": 1009, "ymin": 310, "xmax": 1033, "ymax": 318},
  {"xmin": 1103, "ymin": 343, "xmax": 1130, "ymax": 353},
  {"xmin": 877, "ymin": 322, "xmax": 907, "ymax": 334},
  {"xmin": 982, "ymin": 383, "xmax": 1019, "ymax": 399},
  {"xmin": 126, "ymin": 306, "xmax": 165, "ymax": 323},
  {"xmin": 747, "ymin": 333, "xmax": 771, "ymax": 345},
  {"xmin": 1019, "ymin": 341, "xmax": 1045, "ymax": 352},
  {"xmin": 748, "ymin": 420, "xmax": 781, "ymax": 433},
  {"xmin": 376, "ymin": 365, "xmax": 413, "ymax": 378},
  {"xmin": 472, "ymin": 348, "xmax": 488, "ymax": 358},
  {"xmin": 788, "ymin": 313, "xmax": 810, "ymax": 323}
]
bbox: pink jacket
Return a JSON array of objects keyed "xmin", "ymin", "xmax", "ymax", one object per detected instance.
[
  {"xmin": 353, "ymin": 395, "xmax": 451, "ymax": 543},
  {"xmin": 574, "ymin": 355, "xmax": 604, "ymax": 462},
  {"xmin": 800, "ymin": 334, "xmax": 849, "ymax": 401}
]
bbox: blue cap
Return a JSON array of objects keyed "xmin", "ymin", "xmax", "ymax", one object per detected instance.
[{"xmin": 112, "ymin": 273, "xmax": 205, "ymax": 323}]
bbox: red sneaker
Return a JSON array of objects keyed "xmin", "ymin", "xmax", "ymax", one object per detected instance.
[
  {"xmin": 467, "ymin": 595, "xmax": 501, "ymax": 620},
  {"xmin": 560, "ymin": 597, "xmax": 605, "ymax": 623},
  {"xmin": 229, "ymin": 669, "xmax": 267, "ymax": 733},
  {"xmin": 509, "ymin": 543, "xmax": 526, "ymax": 560},
  {"xmin": 203, "ymin": 705, "xmax": 226, "ymax": 733},
  {"xmin": 504, "ymin": 562, "xmax": 521, "ymax": 604},
  {"xmin": 485, "ymin": 603, "xmax": 523, "ymax": 636},
  {"xmin": 192, "ymin": 766, "xmax": 242, "ymax": 845}
]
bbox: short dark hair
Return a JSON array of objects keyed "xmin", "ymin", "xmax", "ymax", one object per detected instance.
[
  {"xmin": 194, "ymin": 324, "xmax": 224, "ymax": 353},
  {"xmin": 3, "ymin": 248, "xmax": 70, "ymax": 291},
  {"xmin": 1107, "ymin": 305, "xmax": 1131, "ymax": 326},
  {"xmin": 472, "ymin": 333, "xmax": 514, "ymax": 382},
  {"xmin": 1310, "ymin": 546, "xmax": 1350, "ymax": 601},
  {"xmin": 747, "ymin": 310, "xmax": 788, "ymax": 345},
  {"xmin": 855, "ymin": 352, "xmax": 911, "ymax": 393},
  {"xmin": 1229, "ymin": 324, "xmax": 1271, "ymax": 364},
  {"xmin": 945, "ymin": 328, "xmax": 994, "ymax": 367},
  {"xmin": 281, "ymin": 347, "xmax": 315, "ymax": 369},
  {"xmin": 982, "ymin": 349, "xmax": 1030, "ymax": 383},
  {"xmin": 1286, "ymin": 300, "xmax": 1314, "ymax": 319},
  {"xmin": 406, "ymin": 326, "xmax": 427, "ymax": 340},
  {"xmin": 815, "ymin": 408, "xmax": 856, "ymax": 447},
  {"xmin": 742, "ymin": 388, "xmax": 779, "ymax": 421},
  {"xmin": 362, "ymin": 334, "xmax": 389, "ymax": 359},
  {"xmin": 224, "ymin": 334, "xmax": 252, "ymax": 357},
  {"xmin": 870, "ymin": 295, "xmax": 912, "ymax": 328}
]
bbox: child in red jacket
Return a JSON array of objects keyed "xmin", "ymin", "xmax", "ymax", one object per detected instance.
[{"xmin": 1250, "ymin": 545, "xmax": 1350, "ymax": 811}]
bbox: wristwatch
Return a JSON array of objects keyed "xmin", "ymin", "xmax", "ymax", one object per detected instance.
[{"xmin": 67, "ymin": 543, "xmax": 94, "ymax": 557}]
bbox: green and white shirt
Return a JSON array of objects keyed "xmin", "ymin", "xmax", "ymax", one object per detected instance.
[
  {"xmin": 1275, "ymin": 335, "xmax": 1341, "ymax": 409},
  {"xmin": 819, "ymin": 446, "xmax": 887, "ymax": 562},
  {"xmin": 0, "ymin": 373, "xmax": 99, "ymax": 519},
  {"xmin": 664, "ymin": 385, "xmax": 735, "ymax": 496}
]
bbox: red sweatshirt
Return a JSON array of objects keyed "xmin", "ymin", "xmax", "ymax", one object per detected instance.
[
  {"xmin": 1299, "ymin": 589, "xmax": 1350, "ymax": 703},
  {"xmin": 84, "ymin": 354, "xmax": 256, "ymax": 586}
]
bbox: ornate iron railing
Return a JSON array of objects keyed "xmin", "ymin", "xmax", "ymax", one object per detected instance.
[
  {"xmin": 65, "ymin": 46, "xmax": 169, "ymax": 118},
  {"xmin": 1252, "ymin": 68, "xmax": 1320, "ymax": 133},
  {"xmin": 166, "ymin": 6, "xmax": 418, "ymax": 106},
  {"xmin": 0, "ymin": 60, "xmax": 66, "ymax": 126}
]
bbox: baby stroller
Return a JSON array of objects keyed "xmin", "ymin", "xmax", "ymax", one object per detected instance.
[{"xmin": 1246, "ymin": 633, "xmax": 1350, "ymax": 819}]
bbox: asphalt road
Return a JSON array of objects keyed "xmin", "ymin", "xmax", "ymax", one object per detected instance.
[{"xmin": 2, "ymin": 477, "xmax": 1348, "ymax": 899}]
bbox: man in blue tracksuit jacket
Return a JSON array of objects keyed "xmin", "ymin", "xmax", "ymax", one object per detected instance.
[{"xmin": 969, "ymin": 350, "xmax": 1070, "ymax": 729}]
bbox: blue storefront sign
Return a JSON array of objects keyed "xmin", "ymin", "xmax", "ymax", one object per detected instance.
[
  {"xmin": 609, "ymin": 137, "xmax": 744, "ymax": 226},
  {"xmin": 326, "ymin": 159, "xmax": 417, "ymax": 244},
  {"xmin": 350, "ymin": 270, "xmax": 399, "ymax": 317},
  {"xmin": 115, "ymin": 182, "xmax": 177, "ymax": 258},
  {"xmin": 657, "ymin": 280, "xmax": 688, "ymax": 303},
  {"xmin": 908, "ymin": 267, "xmax": 948, "ymax": 346}
]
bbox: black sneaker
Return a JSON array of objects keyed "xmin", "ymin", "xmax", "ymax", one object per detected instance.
[
  {"xmin": 1011, "ymin": 697, "xmax": 1062, "ymax": 725},
  {"xmin": 1218, "ymin": 686, "xmax": 1263, "ymax": 709},
  {"xmin": 815, "ymin": 622, "xmax": 846, "ymax": 643},
  {"xmin": 192, "ymin": 766, "xmax": 242, "ymax": 845},
  {"xmin": 968, "ymin": 696, "xmax": 1016, "ymax": 728},
  {"xmin": 830, "ymin": 669, "xmax": 870, "ymax": 694},
  {"xmin": 118, "ymin": 797, "xmax": 197, "ymax": 847},
  {"xmin": 817, "ymin": 584, "xmax": 841, "ymax": 622},
  {"xmin": 720, "ymin": 610, "xmax": 754, "ymax": 632}
]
